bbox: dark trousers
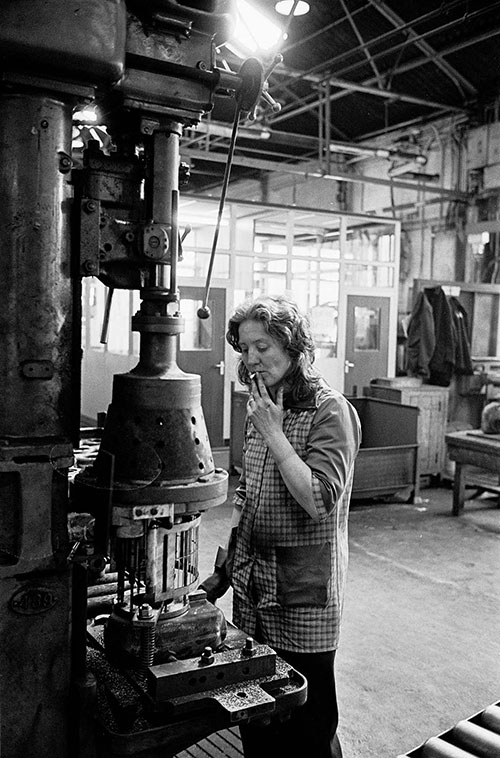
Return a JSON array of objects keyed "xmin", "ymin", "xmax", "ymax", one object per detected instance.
[{"xmin": 239, "ymin": 648, "xmax": 342, "ymax": 758}]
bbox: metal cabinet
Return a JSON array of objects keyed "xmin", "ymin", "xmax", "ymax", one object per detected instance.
[{"xmin": 366, "ymin": 380, "xmax": 449, "ymax": 477}]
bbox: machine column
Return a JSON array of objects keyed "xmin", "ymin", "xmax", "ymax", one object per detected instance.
[{"xmin": 0, "ymin": 90, "xmax": 76, "ymax": 758}]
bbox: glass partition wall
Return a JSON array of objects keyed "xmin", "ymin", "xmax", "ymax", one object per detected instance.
[
  {"xmin": 177, "ymin": 197, "xmax": 400, "ymax": 396},
  {"xmin": 81, "ymin": 197, "xmax": 400, "ymax": 435}
]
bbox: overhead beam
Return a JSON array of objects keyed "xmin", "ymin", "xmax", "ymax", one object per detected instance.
[
  {"xmin": 181, "ymin": 148, "xmax": 468, "ymax": 199},
  {"xmin": 339, "ymin": 0, "xmax": 384, "ymax": 88},
  {"xmin": 269, "ymin": 23, "xmax": 500, "ymax": 129},
  {"xmin": 332, "ymin": 3, "xmax": 500, "ymax": 82},
  {"xmin": 270, "ymin": 76, "xmax": 466, "ymax": 126},
  {"xmin": 269, "ymin": 0, "xmax": 482, "ymax": 97},
  {"xmin": 325, "ymin": 78, "xmax": 467, "ymax": 112},
  {"xmin": 369, "ymin": 0, "xmax": 477, "ymax": 98}
]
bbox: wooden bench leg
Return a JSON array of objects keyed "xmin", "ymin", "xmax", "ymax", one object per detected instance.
[{"xmin": 452, "ymin": 461, "xmax": 466, "ymax": 516}]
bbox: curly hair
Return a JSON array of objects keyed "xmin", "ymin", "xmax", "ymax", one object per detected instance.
[{"xmin": 226, "ymin": 294, "xmax": 320, "ymax": 403}]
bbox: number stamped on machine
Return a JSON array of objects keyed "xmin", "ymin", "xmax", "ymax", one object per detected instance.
[{"xmin": 9, "ymin": 585, "xmax": 58, "ymax": 615}]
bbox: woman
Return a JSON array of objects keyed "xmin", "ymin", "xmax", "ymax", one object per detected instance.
[{"xmin": 203, "ymin": 294, "xmax": 361, "ymax": 758}]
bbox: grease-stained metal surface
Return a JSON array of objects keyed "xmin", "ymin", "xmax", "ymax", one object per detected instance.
[{"xmin": 86, "ymin": 624, "xmax": 306, "ymax": 757}]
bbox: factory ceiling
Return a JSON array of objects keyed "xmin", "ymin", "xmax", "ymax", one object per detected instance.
[{"xmin": 182, "ymin": 0, "xmax": 500, "ymax": 194}]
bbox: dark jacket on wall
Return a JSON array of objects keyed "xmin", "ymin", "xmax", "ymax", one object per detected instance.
[
  {"xmin": 406, "ymin": 291, "xmax": 436, "ymax": 380},
  {"xmin": 406, "ymin": 287, "xmax": 474, "ymax": 387},
  {"xmin": 426, "ymin": 286, "xmax": 456, "ymax": 386},
  {"xmin": 449, "ymin": 296, "xmax": 473, "ymax": 375}
]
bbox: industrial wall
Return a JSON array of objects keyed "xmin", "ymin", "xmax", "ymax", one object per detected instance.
[{"xmin": 226, "ymin": 114, "xmax": 500, "ymax": 320}]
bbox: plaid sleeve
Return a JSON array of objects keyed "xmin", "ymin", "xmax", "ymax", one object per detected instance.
[{"xmin": 307, "ymin": 395, "xmax": 361, "ymax": 516}]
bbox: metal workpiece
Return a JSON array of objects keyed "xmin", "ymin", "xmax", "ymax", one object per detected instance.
[
  {"xmin": 93, "ymin": 374, "xmax": 217, "ymax": 484},
  {"xmin": 104, "ymin": 588, "xmax": 227, "ymax": 667},
  {"xmin": 147, "ymin": 639, "xmax": 277, "ymax": 702},
  {"xmin": 75, "ymin": 310, "xmax": 229, "ymax": 501},
  {"xmin": 86, "ymin": 624, "xmax": 307, "ymax": 758}
]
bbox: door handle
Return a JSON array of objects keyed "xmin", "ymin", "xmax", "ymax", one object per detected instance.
[
  {"xmin": 344, "ymin": 360, "xmax": 354, "ymax": 374},
  {"xmin": 214, "ymin": 360, "xmax": 225, "ymax": 376}
]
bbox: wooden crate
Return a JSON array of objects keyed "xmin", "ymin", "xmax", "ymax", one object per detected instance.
[{"xmin": 366, "ymin": 381, "xmax": 448, "ymax": 477}]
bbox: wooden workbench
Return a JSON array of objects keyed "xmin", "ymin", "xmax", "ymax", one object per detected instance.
[{"xmin": 445, "ymin": 429, "xmax": 500, "ymax": 515}]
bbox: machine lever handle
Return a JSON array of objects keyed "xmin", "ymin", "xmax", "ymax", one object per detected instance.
[
  {"xmin": 100, "ymin": 287, "xmax": 114, "ymax": 345},
  {"xmin": 198, "ymin": 104, "xmax": 242, "ymax": 321}
]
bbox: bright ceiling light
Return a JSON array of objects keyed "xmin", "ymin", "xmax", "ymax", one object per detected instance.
[
  {"xmin": 275, "ymin": 1, "xmax": 310, "ymax": 16},
  {"xmin": 227, "ymin": 0, "xmax": 283, "ymax": 57},
  {"xmin": 73, "ymin": 106, "xmax": 98, "ymax": 123}
]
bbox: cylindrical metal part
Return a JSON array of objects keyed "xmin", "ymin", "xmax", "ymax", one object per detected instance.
[
  {"xmin": 150, "ymin": 125, "xmax": 181, "ymax": 225},
  {"xmin": 482, "ymin": 705, "xmax": 500, "ymax": 735},
  {"xmin": 0, "ymin": 92, "xmax": 78, "ymax": 440},
  {"xmin": 422, "ymin": 736, "xmax": 479, "ymax": 758},
  {"xmin": 170, "ymin": 189, "xmax": 179, "ymax": 294},
  {"xmin": 135, "ymin": 332, "xmax": 179, "ymax": 375},
  {"xmin": 96, "ymin": 368, "xmax": 214, "ymax": 484},
  {"xmin": 452, "ymin": 719, "xmax": 500, "ymax": 756}
]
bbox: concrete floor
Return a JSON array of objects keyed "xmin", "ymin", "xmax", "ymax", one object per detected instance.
[{"xmin": 191, "ymin": 475, "xmax": 500, "ymax": 758}]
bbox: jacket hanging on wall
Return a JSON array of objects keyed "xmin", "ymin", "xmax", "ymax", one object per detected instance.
[
  {"xmin": 406, "ymin": 291, "xmax": 435, "ymax": 380},
  {"xmin": 448, "ymin": 296, "xmax": 474, "ymax": 376},
  {"xmin": 406, "ymin": 286, "xmax": 473, "ymax": 386}
]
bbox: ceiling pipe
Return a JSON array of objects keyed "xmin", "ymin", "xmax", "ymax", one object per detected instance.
[
  {"xmin": 183, "ymin": 117, "xmax": 429, "ymax": 165},
  {"xmin": 181, "ymin": 147, "xmax": 468, "ymax": 199},
  {"xmin": 186, "ymin": 120, "xmax": 271, "ymax": 141},
  {"xmin": 328, "ymin": 141, "xmax": 427, "ymax": 164}
]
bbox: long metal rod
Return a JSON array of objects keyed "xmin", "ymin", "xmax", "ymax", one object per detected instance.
[
  {"xmin": 100, "ymin": 287, "xmax": 114, "ymax": 345},
  {"xmin": 199, "ymin": 104, "xmax": 241, "ymax": 315},
  {"xmin": 170, "ymin": 189, "xmax": 179, "ymax": 296}
]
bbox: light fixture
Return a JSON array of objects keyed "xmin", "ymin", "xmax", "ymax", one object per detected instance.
[
  {"xmin": 275, "ymin": 1, "xmax": 310, "ymax": 16},
  {"xmin": 226, "ymin": 0, "xmax": 283, "ymax": 58},
  {"xmin": 73, "ymin": 106, "xmax": 98, "ymax": 123}
]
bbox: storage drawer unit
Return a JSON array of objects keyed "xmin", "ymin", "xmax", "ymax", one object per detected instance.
[{"xmin": 366, "ymin": 382, "xmax": 449, "ymax": 477}]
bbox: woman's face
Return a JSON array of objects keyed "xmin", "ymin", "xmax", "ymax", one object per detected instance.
[{"xmin": 238, "ymin": 319, "xmax": 292, "ymax": 390}]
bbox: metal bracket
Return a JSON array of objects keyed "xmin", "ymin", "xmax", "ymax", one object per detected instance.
[{"xmin": 147, "ymin": 643, "xmax": 276, "ymax": 702}]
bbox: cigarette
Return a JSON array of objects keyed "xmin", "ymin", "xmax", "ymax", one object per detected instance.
[{"xmin": 250, "ymin": 372, "xmax": 256, "ymax": 380}]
